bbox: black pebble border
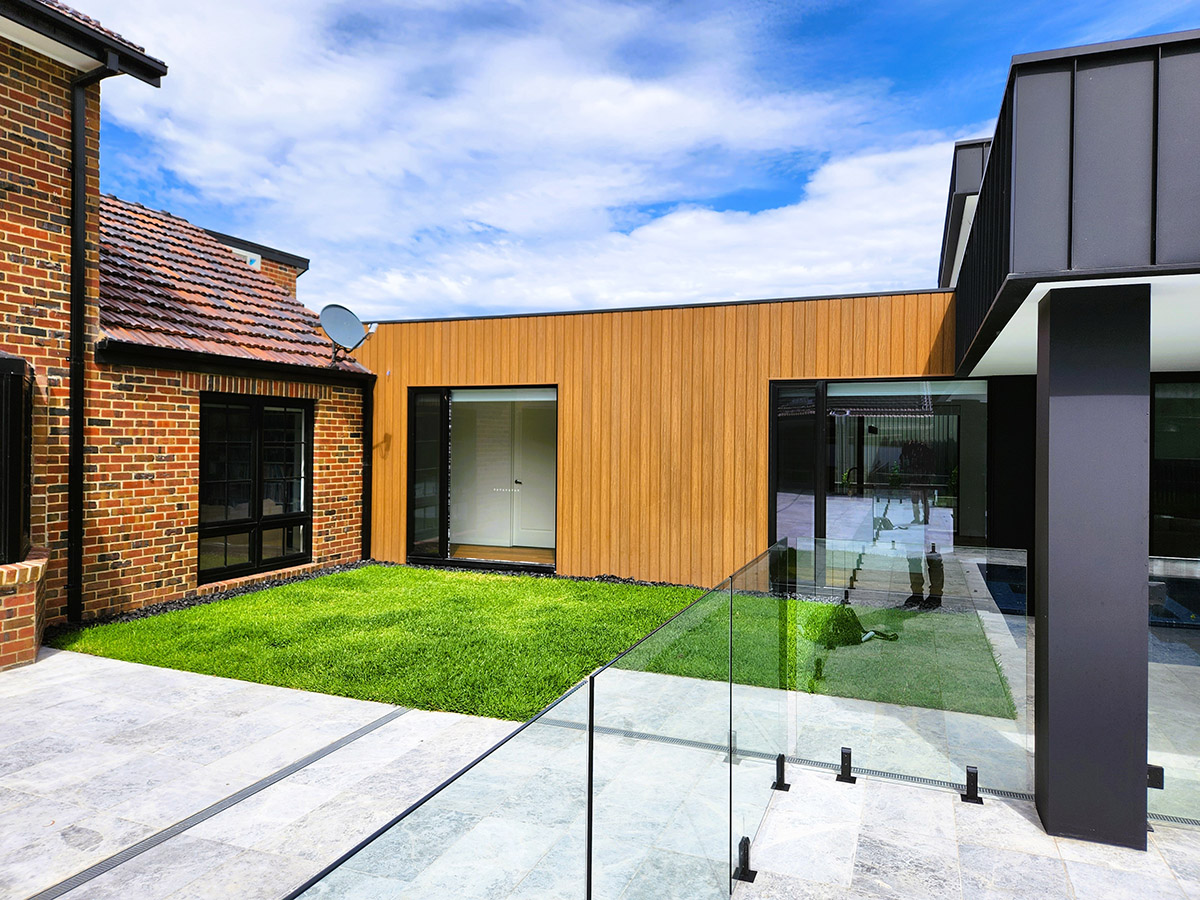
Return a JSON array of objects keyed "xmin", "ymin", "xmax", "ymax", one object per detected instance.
[{"xmin": 45, "ymin": 560, "xmax": 703, "ymax": 635}]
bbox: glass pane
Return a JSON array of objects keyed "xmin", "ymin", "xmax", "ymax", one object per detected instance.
[
  {"xmin": 285, "ymin": 525, "xmax": 304, "ymax": 556},
  {"xmin": 411, "ymin": 390, "xmax": 445, "ymax": 557},
  {"xmin": 1149, "ymin": 559, "xmax": 1200, "ymax": 821},
  {"xmin": 226, "ymin": 531, "xmax": 251, "ymax": 567},
  {"xmin": 730, "ymin": 545, "xmax": 789, "ymax": 881},
  {"xmin": 203, "ymin": 407, "xmax": 227, "ymax": 440},
  {"xmin": 198, "ymin": 536, "xmax": 225, "ymax": 571},
  {"xmin": 593, "ymin": 584, "xmax": 732, "ymax": 899},
  {"xmin": 228, "ymin": 441, "xmax": 252, "ymax": 464},
  {"xmin": 791, "ymin": 539, "xmax": 1030, "ymax": 797},
  {"xmin": 294, "ymin": 684, "xmax": 588, "ymax": 898},
  {"xmin": 825, "ymin": 380, "xmax": 987, "ymax": 551},
  {"xmin": 263, "ymin": 479, "xmax": 302, "ymax": 515},
  {"xmin": 264, "ymin": 407, "xmax": 304, "ymax": 444},
  {"xmin": 1153, "ymin": 382, "xmax": 1200, "ymax": 559},
  {"xmin": 228, "ymin": 408, "xmax": 251, "ymax": 433},
  {"xmin": 198, "ymin": 482, "xmax": 226, "ymax": 524},
  {"xmin": 262, "ymin": 527, "xmax": 284, "ymax": 560},
  {"xmin": 227, "ymin": 481, "xmax": 252, "ymax": 520},
  {"xmin": 774, "ymin": 385, "xmax": 817, "ymax": 542}
]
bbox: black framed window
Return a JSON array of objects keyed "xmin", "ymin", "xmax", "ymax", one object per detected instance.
[
  {"xmin": 1152, "ymin": 375, "xmax": 1200, "ymax": 560},
  {"xmin": 199, "ymin": 394, "xmax": 313, "ymax": 583},
  {"xmin": 0, "ymin": 353, "xmax": 33, "ymax": 565}
]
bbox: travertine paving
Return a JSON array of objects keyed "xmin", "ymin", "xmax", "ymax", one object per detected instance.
[
  {"xmin": 3, "ymin": 635, "xmax": 1199, "ymax": 899},
  {"xmin": 0, "ymin": 649, "xmax": 515, "ymax": 900}
]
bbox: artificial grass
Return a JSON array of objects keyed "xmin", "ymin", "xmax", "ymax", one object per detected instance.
[
  {"xmin": 627, "ymin": 594, "xmax": 1016, "ymax": 719},
  {"xmin": 47, "ymin": 565, "xmax": 699, "ymax": 721}
]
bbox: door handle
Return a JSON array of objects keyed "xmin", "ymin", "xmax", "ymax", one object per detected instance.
[{"xmin": 514, "ymin": 480, "xmax": 522, "ymax": 485}]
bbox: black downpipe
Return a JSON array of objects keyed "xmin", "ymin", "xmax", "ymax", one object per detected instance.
[
  {"xmin": 360, "ymin": 383, "xmax": 373, "ymax": 560},
  {"xmin": 67, "ymin": 53, "xmax": 119, "ymax": 625}
]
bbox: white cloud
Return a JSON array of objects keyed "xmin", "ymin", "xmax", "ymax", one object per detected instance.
[
  {"xmin": 345, "ymin": 141, "xmax": 955, "ymax": 318},
  {"xmin": 88, "ymin": 0, "xmax": 958, "ymax": 318}
]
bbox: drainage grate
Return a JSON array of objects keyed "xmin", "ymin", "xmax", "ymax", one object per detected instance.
[
  {"xmin": 539, "ymin": 717, "xmax": 1035, "ymax": 801},
  {"xmin": 29, "ymin": 706, "xmax": 411, "ymax": 900},
  {"xmin": 1149, "ymin": 812, "xmax": 1200, "ymax": 828}
]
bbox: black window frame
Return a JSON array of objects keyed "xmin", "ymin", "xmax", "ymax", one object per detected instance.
[
  {"xmin": 1151, "ymin": 372, "xmax": 1200, "ymax": 560},
  {"xmin": 198, "ymin": 393, "xmax": 314, "ymax": 584},
  {"xmin": 406, "ymin": 384, "xmax": 558, "ymax": 573},
  {"xmin": 0, "ymin": 354, "xmax": 33, "ymax": 565}
]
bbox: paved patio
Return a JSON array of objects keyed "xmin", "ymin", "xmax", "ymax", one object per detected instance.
[
  {"xmin": 0, "ymin": 649, "xmax": 516, "ymax": 900},
  {"xmin": 3, "ymin": 636, "xmax": 1199, "ymax": 899}
]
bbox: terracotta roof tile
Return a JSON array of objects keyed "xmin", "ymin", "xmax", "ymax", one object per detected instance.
[
  {"xmin": 99, "ymin": 195, "xmax": 367, "ymax": 374},
  {"xmin": 31, "ymin": 0, "xmax": 163, "ymax": 64}
]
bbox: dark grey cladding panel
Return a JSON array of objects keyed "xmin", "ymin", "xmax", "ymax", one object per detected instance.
[
  {"xmin": 954, "ymin": 143, "xmax": 986, "ymax": 194},
  {"xmin": 1157, "ymin": 47, "xmax": 1200, "ymax": 264},
  {"xmin": 1012, "ymin": 67, "xmax": 1072, "ymax": 275},
  {"xmin": 1071, "ymin": 55, "xmax": 1155, "ymax": 270}
]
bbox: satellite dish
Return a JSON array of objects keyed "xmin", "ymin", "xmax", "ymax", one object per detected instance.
[{"xmin": 320, "ymin": 304, "xmax": 368, "ymax": 352}]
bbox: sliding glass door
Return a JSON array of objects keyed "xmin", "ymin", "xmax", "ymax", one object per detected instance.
[
  {"xmin": 771, "ymin": 379, "xmax": 988, "ymax": 550},
  {"xmin": 408, "ymin": 386, "xmax": 557, "ymax": 568},
  {"xmin": 1153, "ymin": 378, "xmax": 1200, "ymax": 561}
]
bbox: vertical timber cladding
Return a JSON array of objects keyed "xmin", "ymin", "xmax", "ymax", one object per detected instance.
[{"xmin": 359, "ymin": 291, "xmax": 956, "ymax": 587}]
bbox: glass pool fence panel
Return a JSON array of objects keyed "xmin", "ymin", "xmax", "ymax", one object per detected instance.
[
  {"xmin": 789, "ymin": 538, "xmax": 1031, "ymax": 798},
  {"xmin": 729, "ymin": 542, "xmax": 790, "ymax": 883},
  {"xmin": 591, "ymin": 580, "xmax": 733, "ymax": 900},
  {"xmin": 295, "ymin": 682, "xmax": 590, "ymax": 899},
  {"xmin": 1148, "ymin": 557, "xmax": 1200, "ymax": 823}
]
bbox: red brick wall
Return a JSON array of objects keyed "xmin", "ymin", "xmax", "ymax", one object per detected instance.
[
  {"xmin": 70, "ymin": 367, "xmax": 365, "ymax": 622},
  {"xmin": 258, "ymin": 257, "xmax": 302, "ymax": 296},
  {"xmin": 0, "ymin": 37, "xmax": 101, "ymax": 613},
  {"xmin": 0, "ymin": 548, "xmax": 49, "ymax": 670},
  {"xmin": 0, "ymin": 36, "xmax": 363, "ymax": 628}
]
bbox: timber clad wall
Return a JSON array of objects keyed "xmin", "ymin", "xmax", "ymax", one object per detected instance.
[{"xmin": 359, "ymin": 290, "xmax": 956, "ymax": 587}]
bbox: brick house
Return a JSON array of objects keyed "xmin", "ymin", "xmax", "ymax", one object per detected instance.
[{"xmin": 0, "ymin": 1, "xmax": 372, "ymax": 669}]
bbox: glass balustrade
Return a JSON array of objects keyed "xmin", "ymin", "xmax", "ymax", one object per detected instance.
[{"xmin": 294, "ymin": 536, "xmax": 1034, "ymax": 898}]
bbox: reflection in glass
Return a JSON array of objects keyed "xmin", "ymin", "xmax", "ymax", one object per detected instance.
[
  {"xmin": 410, "ymin": 390, "xmax": 445, "ymax": 558},
  {"xmin": 774, "ymin": 385, "xmax": 817, "ymax": 542},
  {"xmin": 825, "ymin": 381, "xmax": 987, "ymax": 551},
  {"xmin": 1153, "ymin": 381, "xmax": 1200, "ymax": 560}
]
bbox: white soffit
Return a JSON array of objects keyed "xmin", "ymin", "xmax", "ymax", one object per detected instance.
[
  {"xmin": 969, "ymin": 273, "xmax": 1200, "ymax": 376},
  {"xmin": 0, "ymin": 15, "xmax": 104, "ymax": 73},
  {"xmin": 949, "ymin": 195, "xmax": 978, "ymax": 288}
]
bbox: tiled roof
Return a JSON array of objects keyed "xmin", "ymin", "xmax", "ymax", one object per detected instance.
[
  {"xmin": 31, "ymin": 0, "xmax": 163, "ymax": 64},
  {"xmin": 99, "ymin": 196, "xmax": 367, "ymax": 374}
]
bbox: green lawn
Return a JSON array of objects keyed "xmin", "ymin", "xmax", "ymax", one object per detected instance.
[
  {"xmin": 625, "ymin": 593, "xmax": 1016, "ymax": 719},
  {"xmin": 50, "ymin": 565, "xmax": 1015, "ymax": 722},
  {"xmin": 48, "ymin": 565, "xmax": 699, "ymax": 721}
]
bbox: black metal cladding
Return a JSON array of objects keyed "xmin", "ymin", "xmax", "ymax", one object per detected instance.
[
  {"xmin": 955, "ymin": 91, "xmax": 1012, "ymax": 367},
  {"xmin": 953, "ymin": 33, "xmax": 1200, "ymax": 373},
  {"xmin": 0, "ymin": 352, "xmax": 34, "ymax": 566}
]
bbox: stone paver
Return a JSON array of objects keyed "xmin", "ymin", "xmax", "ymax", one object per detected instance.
[
  {"xmin": 0, "ymin": 648, "xmax": 515, "ymax": 900},
  {"xmin": 4, "ymin": 620, "xmax": 1200, "ymax": 900}
]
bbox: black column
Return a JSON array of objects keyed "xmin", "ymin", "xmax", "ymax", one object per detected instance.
[{"xmin": 1035, "ymin": 284, "xmax": 1149, "ymax": 849}]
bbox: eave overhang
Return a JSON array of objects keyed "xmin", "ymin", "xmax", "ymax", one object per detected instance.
[{"xmin": 0, "ymin": 0, "xmax": 167, "ymax": 85}]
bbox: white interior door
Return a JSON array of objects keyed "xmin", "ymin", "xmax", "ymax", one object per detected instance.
[
  {"xmin": 512, "ymin": 401, "xmax": 556, "ymax": 548},
  {"xmin": 448, "ymin": 401, "xmax": 513, "ymax": 547}
]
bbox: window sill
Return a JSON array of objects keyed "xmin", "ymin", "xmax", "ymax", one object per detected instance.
[{"xmin": 193, "ymin": 560, "xmax": 326, "ymax": 597}]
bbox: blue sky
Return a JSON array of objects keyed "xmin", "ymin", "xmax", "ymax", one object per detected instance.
[{"xmin": 87, "ymin": 0, "xmax": 1200, "ymax": 320}]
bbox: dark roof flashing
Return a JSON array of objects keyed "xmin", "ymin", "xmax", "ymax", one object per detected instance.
[
  {"xmin": 203, "ymin": 229, "xmax": 310, "ymax": 274},
  {"xmin": 1011, "ymin": 27, "xmax": 1200, "ymax": 67},
  {"xmin": 367, "ymin": 286, "xmax": 954, "ymax": 327}
]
